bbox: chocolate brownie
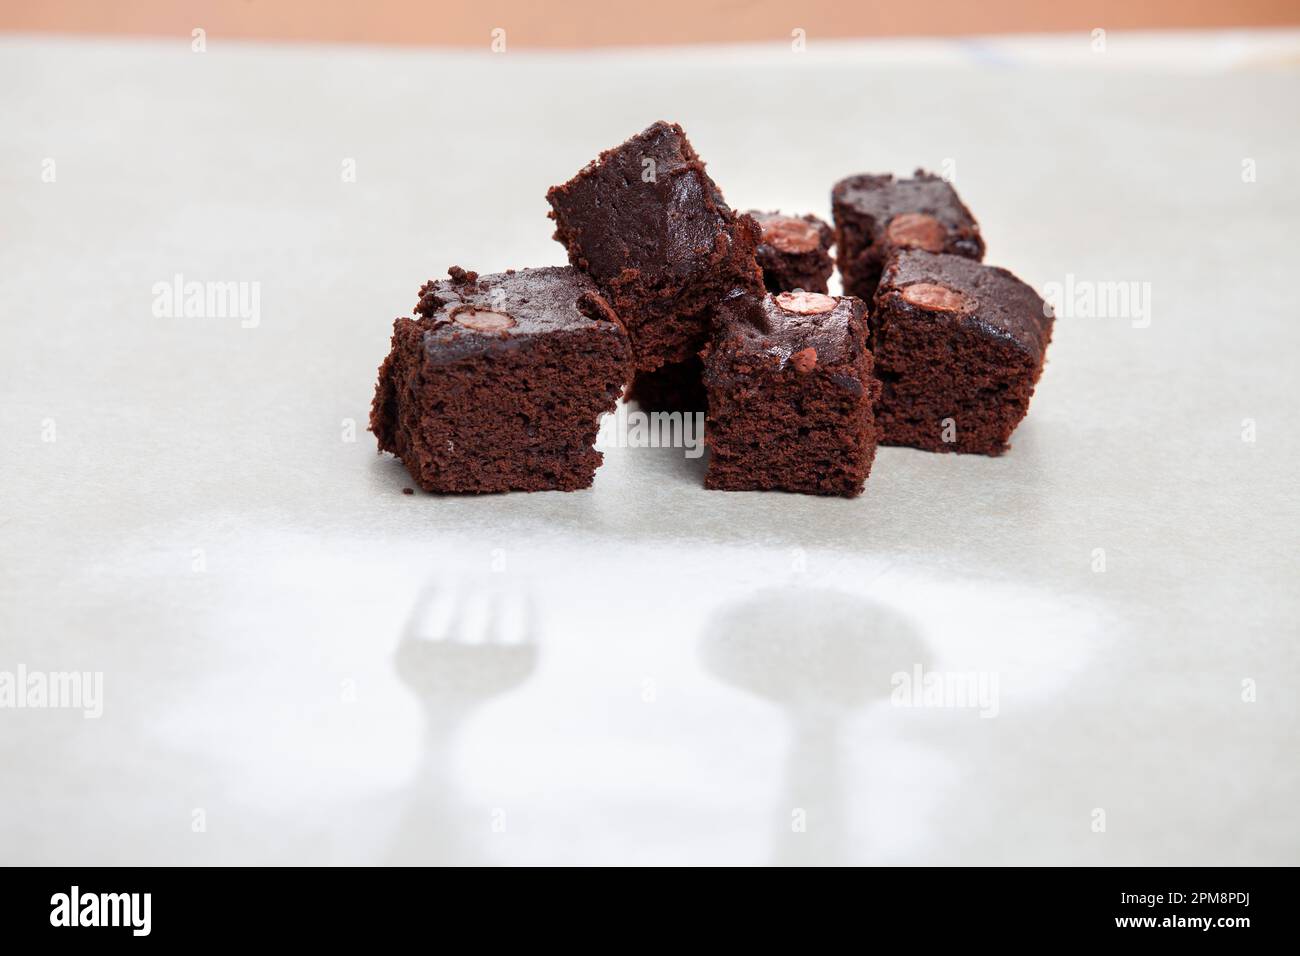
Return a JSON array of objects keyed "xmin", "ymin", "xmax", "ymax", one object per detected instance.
[
  {"xmin": 871, "ymin": 251, "xmax": 1053, "ymax": 455},
  {"xmin": 703, "ymin": 289, "xmax": 877, "ymax": 497},
  {"xmin": 370, "ymin": 266, "xmax": 631, "ymax": 493},
  {"xmin": 547, "ymin": 121, "xmax": 763, "ymax": 373},
  {"xmin": 832, "ymin": 171, "xmax": 984, "ymax": 301},
  {"xmin": 626, "ymin": 357, "xmax": 707, "ymax": 413},
  {"xmin": 747, "ymin": 211, "xmax": 834, "ymax": 294},
  {"xmin": 629, "ymin": 206, "xmax": 836, "ymax": 410}
]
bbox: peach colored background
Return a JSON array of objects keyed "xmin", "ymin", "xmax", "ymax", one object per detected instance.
[{"xmin": 2, "ymin": 0, "xmax": 1298, "ymax": 47}]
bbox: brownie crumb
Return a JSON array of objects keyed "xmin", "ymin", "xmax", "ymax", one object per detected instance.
[{"xmin": 402, "ymin": 487, "xmax": 415, "ymax": 495}]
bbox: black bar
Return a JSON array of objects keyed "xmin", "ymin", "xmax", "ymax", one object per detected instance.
[{"xmin": 0, "ymin": 866, "xmax": 1280, "ymax": 942}]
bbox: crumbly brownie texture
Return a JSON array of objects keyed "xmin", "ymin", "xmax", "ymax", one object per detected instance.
[
  {"xmin": 832, "ymin": 170, "xmax": 984, "ymax": 302},
  {"xmin": 871, "ymin": 251, "xmax": 1053, "ymax": 455},
  {"xmin": 547, "ymin": 121, "xmax": 764, "ymax": 373},
  {"xmin": 627, "ymin": 357, "xmax": 707, "ymax": 413},
  {"xmin": 703, "ymin": 290, "xmax": 877, "ymax": 497},
  {"xmin": 370, "ymin": 266, "xmax": 631, "ymax": 493},
  {"xmin": 747, "ymin": 211, "xmax": 835, "ymax": 294}
]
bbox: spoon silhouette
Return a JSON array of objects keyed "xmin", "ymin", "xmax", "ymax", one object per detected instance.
[{"xmin": 700, "ymin": 586, "xmax": 924, "ymax": 865}]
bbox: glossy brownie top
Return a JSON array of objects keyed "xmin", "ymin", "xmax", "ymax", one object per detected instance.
[
  {"xmin": 875, "ymin": 251, "xmax": 1053, "ymax": 356},
  {"xmin": 412, "ymin": 265, "xmax": 625, "ymax": 363},
  {"xmin": 547, "ymin": 121, "xmax": 746, "ymax": 285},
  {"xmin": 709, "ymin": 288, "xmax": 868, "ymax": 375},
  {"xmin": 832, "ymin": 170, "xmax": 983, "ymax": 256},
  {"xmin": 746, "ymin": 211, "xmax": 833, "ymax": 256}
]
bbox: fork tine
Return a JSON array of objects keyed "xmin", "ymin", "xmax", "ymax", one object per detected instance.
[
  {"xmin": 480, "ymin": 591, "xmax": 505, "ymax": 645},
  {"xmin": 405, "ymin": 583, "xmax": 459, "ymax": 644},
  {"xmin": 457, "ymin": 586, "xmax": 492, "ymax": 645},
  {"xmin": 495, "ymin": 589, "xmax": 532, "ymax": 645}
]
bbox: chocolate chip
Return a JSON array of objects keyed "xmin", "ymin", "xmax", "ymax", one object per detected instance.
[
  {"xmin": 774, "ymin": 291, "xmax": 837, "ymax": 315},
  {"xmin": 761, "ymin": 217, "xmax": 821, "ymax": 254},
  {"xmin": 789, "ymin": 347, "xmax": 818, "ymax": 373},
  {"xmin": 900, "ymin": 282, "xmax": 974, "ymax": 313},
  {"xmin": 451, "ymin": 306, "xmax": 516, "ymax": 332},
  {"xmin": 402, "ymin": 487, "xmax": 414, "ymax": 495},
  {"xmin": 886, "ymin": 213, "xmax": 947, "ymax": 252}
]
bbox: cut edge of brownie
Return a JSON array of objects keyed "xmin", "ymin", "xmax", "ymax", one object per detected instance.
[
  {"xmin": 370, "ymin": 266, "xmax": 632, "ymax": 493},
  {"xmin": 870, "ymin": 250, "xmax": 1052, "ymax": 456},
  {"xmin": 703, "ymin": 290, "xmax": 878, "ymax": 497}
]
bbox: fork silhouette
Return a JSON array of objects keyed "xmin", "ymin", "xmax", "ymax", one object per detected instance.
[{"xmin": 387, "ymin": 578, "xmax": 538, "ymax": 864}]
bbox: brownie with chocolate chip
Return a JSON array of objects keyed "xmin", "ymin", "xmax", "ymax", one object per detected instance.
[
  {"xmin": 627, "ymin": 210, "xmax": 835, "ymax": 415},
  {"xmin": 871, "ymin": 250, "xmax": 1053, "ymax": 455},
  {"xmin": 702, "ymin": 289, "xmax": 877, "ymax": 497},
  {"xmin": 747, "ymin": 211, "xmax": 835, "ymax": 294},
  {"xmin": 370, "ymin": 266, "xmax": 632, "ymax": 493},
  {"xmin": 547, "ymin": 121, "xmax": 764, "ymax": 374},
  {"xmin": 832, "ymin": 171, "xmax": 985, "ymax": 301}
]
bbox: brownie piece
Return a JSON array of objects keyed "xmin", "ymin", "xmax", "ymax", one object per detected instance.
[
  {"xmin": 871, "ymin": 251, "xmax": 1053, "ymax": 455},
  {"xmin": 832, "ymin": 170, "xmax": 984, "ymax": 301},
  {"xmin": 747, "ymin": 211, "xmax": 834, "ymax": 294},
  {"xmin": 370, "ymin": 266, "xmax": 631, "ymax": 493},
  {"xmin": 626, "ymin": 357, "xmax": 706, "ymax": 413},
  {"xmin": 703, "ymin": 289, "xmax": 877, "ymax": 497},
  {"xmin": 547, "ymin": 121, "xmax": 763, "ymax": 373}
]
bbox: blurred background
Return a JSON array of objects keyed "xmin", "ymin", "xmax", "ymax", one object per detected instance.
[{"xmin": 3, "ymin": 0, "xmax": 1298, "ymax": 46}]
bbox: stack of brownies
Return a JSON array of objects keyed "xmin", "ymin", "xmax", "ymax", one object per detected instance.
[{"xmin": 371, "ymin": 121, "xmax": 1054, "ymax": 497}]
